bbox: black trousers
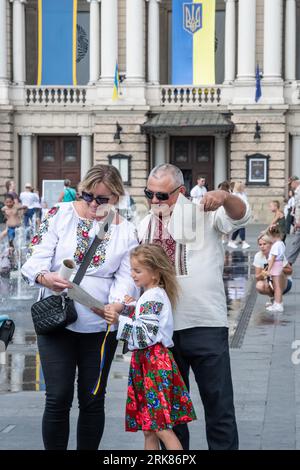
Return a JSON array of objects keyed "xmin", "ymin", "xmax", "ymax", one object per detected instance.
[
  {"xmin": 171, "ymin": 327, "xmax": 239, "ymax": 450},
  {"xmin": 37, "ymin": 328, "xmax": 118, "ymax": 450}
]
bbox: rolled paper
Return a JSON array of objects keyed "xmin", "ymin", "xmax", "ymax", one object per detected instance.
[
  {"xmin": 53, "ymin": 259, "xmax": 75, "ymax": 295},
  {"xmin": 59, "ymin": 259, "xmax": 76, "ymax": 281}
]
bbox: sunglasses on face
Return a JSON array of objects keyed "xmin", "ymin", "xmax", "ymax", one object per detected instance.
[
  {"xmin": 81, "ymin": 191, "xmax": 112, "ymax": 205},
  {"xmin": 144, "ymin": 186, "xmax": 181, "ymax": 201}
]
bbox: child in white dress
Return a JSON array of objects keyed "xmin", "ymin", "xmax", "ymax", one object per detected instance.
[
  {"xmin": 104, "ymin": 244, "xmax": 196, "ymax": 450},
  {"xmin": 266, "ymin": 226, "xmax": 286, "ymax": 313}
]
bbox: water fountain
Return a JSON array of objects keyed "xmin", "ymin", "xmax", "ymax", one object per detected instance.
[{"xmin": 10, "ymin": 226, "xmax": 33, "ymax": 301}]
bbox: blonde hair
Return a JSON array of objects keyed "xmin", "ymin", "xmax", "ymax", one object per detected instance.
[
  {"xmin": 233, "ymin": 181, "xmax": 245, "ymax": 193},
  {"xmin": 130, "ymin": 244, "xmax": 179, "ymax": 309},
  {"xmin": 257, "ymin": 231, "xmax": 273, "ymax": 245},
  {"xmin": 79, "ymin": 164, "xmax": 125, "ymax": 199}
]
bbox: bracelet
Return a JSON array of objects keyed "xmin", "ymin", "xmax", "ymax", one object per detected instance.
[{"xmin": 35, "ymin": 271, "xmax": 48, "ymax": 285}]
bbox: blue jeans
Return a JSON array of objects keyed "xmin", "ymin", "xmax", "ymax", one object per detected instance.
[
  {"xmin": 232, "ymin": 228, "xmax": 246, "ymax": 242},
  {"xmin": 23, "ymin": 208, "xmax": 35, "ymax": 227},
  {"xmin": 37, "ymin": 328, "xmax": 118, "ymax": 450}
]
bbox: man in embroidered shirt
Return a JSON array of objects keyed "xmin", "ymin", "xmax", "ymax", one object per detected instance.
[{"xmin": 138, "ymin": 164, "xmax": 251, "ymax": 450}]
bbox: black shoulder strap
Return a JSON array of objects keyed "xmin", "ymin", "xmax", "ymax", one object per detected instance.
[{"xmin": 72, "ymin": 210, "xmax": 115, "ymax": 286}]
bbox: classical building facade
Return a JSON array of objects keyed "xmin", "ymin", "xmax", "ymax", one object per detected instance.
[{"xmin": 1, "ymin": 0, "xmax": 300, "ymax": 221}]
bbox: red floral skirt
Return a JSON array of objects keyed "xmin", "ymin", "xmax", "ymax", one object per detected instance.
[{"xmin": 125, "ymin": 343, "xmax": 197, "ymax": 432}]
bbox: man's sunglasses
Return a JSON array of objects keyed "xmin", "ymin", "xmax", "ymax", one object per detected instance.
[
  {"xmin": 81, "ymin": 191, "xmax": 111, "ymax": 205},
  {"xmin": 144, "ymin": 186, "xmax": 181, "ymax": 201}
]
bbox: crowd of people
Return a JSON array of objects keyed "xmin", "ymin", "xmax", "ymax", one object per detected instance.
[{"xmin": 1, "ymin": 166, "xmax": 299, "ymax": 450}]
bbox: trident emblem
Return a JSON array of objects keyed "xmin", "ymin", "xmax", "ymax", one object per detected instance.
[{"xmin": 183, "ymin": 3, "xmax": 202, "ymax": 35}]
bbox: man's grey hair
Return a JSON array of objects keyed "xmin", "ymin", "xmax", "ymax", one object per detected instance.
[{"xmin": 149, "ymin": 164, "xmax": 184, "ymax": 186}]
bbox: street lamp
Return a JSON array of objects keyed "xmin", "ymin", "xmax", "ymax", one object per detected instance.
[
  {"xmin": 254, "ymin": 121, "xmax": 261, "ymax": 144},
  {"xmin": 113, "ymin": 122, "xmax": 123, "ymax": 145}
]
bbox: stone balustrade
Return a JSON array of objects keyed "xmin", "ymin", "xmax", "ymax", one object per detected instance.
[
  {"xmin": 25, "ymin": 86, "xmax": 87, "ymax": 106},
  {"xmin": 160, "ymin": 86, "xmax": 222, "ymax": 106}
]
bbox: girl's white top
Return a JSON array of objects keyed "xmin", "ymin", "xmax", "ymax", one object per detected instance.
[
  {"xmin": 268, "ymin": 240, "xmax": 286, "ymax": 262},
  {"xmin": 117, "ymin": 287, "xmax": 174, "ymax": 351},
  {"xmin": 21, "ymin": 202, "xmax": 139, "ymax": 333}
]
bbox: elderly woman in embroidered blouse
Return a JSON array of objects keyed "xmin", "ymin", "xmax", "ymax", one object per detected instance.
[{"xmin": 21, "ymin": 164, "xmax": 138, "ymax": 450}]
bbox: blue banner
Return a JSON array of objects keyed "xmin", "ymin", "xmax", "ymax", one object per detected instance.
[
  {"xmin": 172, "ymin": 0, "xmax": 193, "ymax": 85},
  {"xmin": 172, "ymin": 0, "xmax": 216, "ymax": 85},
  {"xmin": 38, "ymin": 0, "xmax": 77, "ymax": 85}
]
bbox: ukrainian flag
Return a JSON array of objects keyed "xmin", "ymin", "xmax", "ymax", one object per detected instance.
[
  {"xmin": 172, "ymin": 0, "xmax": 216, "ymax": 85},
  {"xmin": 112, "ymin": 62, "xmax": 120, "ymax": 101},
  {"xmin": 37, "ymin": 0, "xmax": 77, "ymax": 86}
]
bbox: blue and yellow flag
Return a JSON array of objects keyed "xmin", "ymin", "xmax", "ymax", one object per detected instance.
[
  {"xmin": 172, "ymin": 0, "xmax": 216, "ymax": 85},
  {"xmin": 37, "ymin": 0, "xmax": 77, "ymax": 85},
  {"xmin": 112, "ymin": 62, "xmax": 120, "ymax": 101}
]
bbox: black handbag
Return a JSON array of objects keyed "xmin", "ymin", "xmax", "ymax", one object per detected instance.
[
  {"xmin": 31, "ymin": 211, "xmax": 115, "ymax": 335},
  {"xmin": 31, "ymin": 294, "xmax": 77, "ymax": 335}
]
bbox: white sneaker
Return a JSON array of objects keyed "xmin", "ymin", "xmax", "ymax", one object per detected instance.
[
  {"xmin": 242, "ymin": 241, "xmax": 250, "ymax": 249},
  {"xmin": 227, "ymin": 241, "xmax": 238, "ymax": 249},
  {"xmin": 266, "ymin": 302, "xmax": 284, "ymax": 313},
  {"xmin": 265, "ymin": 297, "xmax": 274, "ymax": 308}
]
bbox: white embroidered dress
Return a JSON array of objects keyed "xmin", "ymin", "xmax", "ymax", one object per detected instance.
[
  {"xmin": 117, "ymin": 287, "xmax": 174, "ymax": 351},
  {"xmin": 21, "ymin": 202, "xmax": 139, "ymax": 333}
]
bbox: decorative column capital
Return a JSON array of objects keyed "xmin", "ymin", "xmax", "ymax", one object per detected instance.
[
  {"xmin": 86, "ymin": 0, "xmax": 100, "ymax": 3},
  {"xmin": 146, "ymin": 0, "xmax": 162, "ymax": 3},
  {"xmin": 19, "ymin": 132, "xmax": 33, "ymax": 137},
  {"xmin": 9, "ymin": 0, "xmax": 27, "ymax": 4}
]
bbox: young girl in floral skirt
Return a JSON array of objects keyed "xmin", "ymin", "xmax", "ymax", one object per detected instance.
[{"xmin": 104, "ymin": 244, "xmax": 196, "ymax": 450}]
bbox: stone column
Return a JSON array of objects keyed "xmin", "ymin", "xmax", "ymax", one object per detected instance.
[
  {"xmin": 285, "ymin": 0, "xmax": 296, "ymax": 81},
  {"xmin": 264, "ymin": 0, "xmax": 283, "ymax": 81},
  {"xmin": 214, "ymin": 135, "xmax": 227, "ymax": 189},
  {"xmin": 237, "ymin": 0, "xmax": 256, "ymax": 80},
  {"xmin": 87, "ymin": 0, "xmax": 100, "ymax": 83},
  {"xmin": 126, "ymin": 0, "xmax": 145, "ymax": 81},
  {"xmin": 10, "ymin": 0, "xmax": 26, "ymax": 84},
  {"xmin": 0, "ymin": 0, "xmax": 8, "ymax": 82},
  {"xmin": 224, "ymin": 0, "xmax": 236, "ymax": 83},
  {"xmin": 147, "ymin": 0, "xmax": 160, "ymax": 84},
  {"xmin": 100, "ymin": 0, "xmax": 118, "ymax": 81},
  {"xmin": 80, "ymin": 134, "xmax": 93, "ymax": 179},
  {"xmin": 292, "ymin": 135, "xmax": 300, "ymax": 179},
  {"xmin": 20, "ymin": 133, "xmax": 33, "ymax": 191},
  {"xmin": 154, "ymin": 134, "xmax": 167, "ymax": 166}
]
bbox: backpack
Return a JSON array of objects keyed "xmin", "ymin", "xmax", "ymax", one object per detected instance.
[{"xmin": 63, "ymin": 187, "xmax": 76, "ymax": 202}]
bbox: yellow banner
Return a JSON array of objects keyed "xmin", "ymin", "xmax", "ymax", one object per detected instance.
[{"xmin": 193, "ymin": 0, "xmax": 215, "ymax": 85}]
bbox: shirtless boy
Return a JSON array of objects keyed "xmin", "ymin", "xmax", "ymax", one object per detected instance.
[{"xmin": 0, "ymin": 195, "xmax": 26, "ymax": 247}]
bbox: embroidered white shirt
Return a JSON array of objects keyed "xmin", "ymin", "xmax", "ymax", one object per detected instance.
[
  {"xmin": 21, "ymin": 202, "xmax": 139, "ymax": 333},
  {"xmin": 117, "ymin": 287, "xmax": 174, "ymax": 350},
  {"xmin": 138, "ymin": 197, "xmax": 251, "ymax": 330}
]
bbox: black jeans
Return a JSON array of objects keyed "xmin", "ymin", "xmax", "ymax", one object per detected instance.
[
  {"xmin": 37, "ymin": 328, "xmax": 118, "ymax": 450},
  {"xmin": 171, "ymin": 327, "xmax": 239, "ymax": 450}
]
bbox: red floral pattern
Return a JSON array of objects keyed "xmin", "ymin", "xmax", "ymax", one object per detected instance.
[
  {"xmin": 125, "ymin": 343, "xmax": 196, "ymax": 432},
  {"xmin": 28, "ymin": 206, "xmax": 60, "ymax": 256}
]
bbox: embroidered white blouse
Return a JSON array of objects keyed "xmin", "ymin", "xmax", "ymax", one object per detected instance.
[
  {"xmin": 117, "ymin": 287, "xmax": 174, "ymax": 351},
  {"xmin": 21, "ymin": 202, "xmax": 139, "ymax": 333}
]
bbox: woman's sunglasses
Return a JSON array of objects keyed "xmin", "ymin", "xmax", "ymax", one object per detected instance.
[
  {"xmin": 144, "ymin": 186, "xmax": 181, "ymax": 201},
  {"xmin": 81, "ymin": 191, "xmax": 111, "ymax": 205}
]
